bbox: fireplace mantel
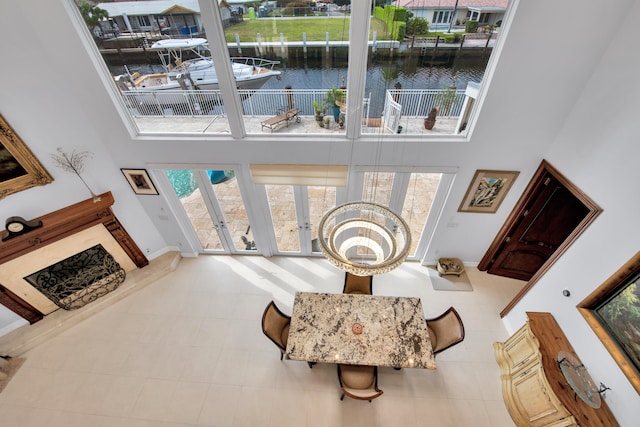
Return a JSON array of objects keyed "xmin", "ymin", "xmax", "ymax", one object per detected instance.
[{"xmin": 0, "ymin": 191, "xmax": 148, "ymax": 323}]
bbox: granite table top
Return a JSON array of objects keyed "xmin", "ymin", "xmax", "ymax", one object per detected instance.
[{"xmin": 286, "ymin": 292, "xmax": 436, "ymax": 369}]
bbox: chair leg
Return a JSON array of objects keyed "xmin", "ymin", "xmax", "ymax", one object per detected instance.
[
  {"xmin": 307, "ymin": 362, "xmax": 316, "ymax": 369},
  {"xmin": 280, "ymin": 351, "xmax": 284, "ymax": 361},
  {"xmin": 340, "ymin": 392, "xmax": 345, "ymax": 401}
]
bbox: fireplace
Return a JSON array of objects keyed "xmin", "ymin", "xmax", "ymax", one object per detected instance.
[
  {"xmin": 23, "ymin": 244, "xmax": 126, "ymax": 310},
  {"xmin": 0, "ymin": 192, "xmax": 148, "ymax": 322}
]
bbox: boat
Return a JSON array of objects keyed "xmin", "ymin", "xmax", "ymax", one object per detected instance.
[{"xmin": 114, "ymin": 38, "xmax": 281, "ymax": 94}]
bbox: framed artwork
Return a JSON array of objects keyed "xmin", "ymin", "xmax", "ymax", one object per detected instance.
[
  {"xmin": 458, "ymin": 169, "xmax": 519, "ymax": 213},
  {"xmin": 0, "ymin": 114, "xmax": 53, "ymax": 199},
  {"xmin": 121, "ymin": 168, "xmax": 158, "ymax": 195},
  {"xmin": 577, "ymin": 251, "xmax": 640, "ymax": 394}
]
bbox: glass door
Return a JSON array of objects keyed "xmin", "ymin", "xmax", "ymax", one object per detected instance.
[
  {"xmin": 264, "ymin": 184, "xmax": 337, "ymax": 255},
  {"xmin": 165, "ymin": 168, "xmax": 256, "ymax": 253},
  {"xmin": 356, "ymin": 170, "xmax": 443, "ymax": 260}
]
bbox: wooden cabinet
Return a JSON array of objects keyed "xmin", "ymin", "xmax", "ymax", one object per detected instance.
[
  {"xmin": 495, "ymin": 312, "xmax": 618, "ymax": 427},
  {"xmin": 495, "ymin": 322, "xmax": 575, "ymax": 426},
  {"xmin": 499, "ymin": 321, "xmax": 538, "ymax": 374}
]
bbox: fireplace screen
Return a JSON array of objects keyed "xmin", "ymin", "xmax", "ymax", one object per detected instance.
[{"xmin": 23, "ymin": 244, "xmax": 126, "ymax": 310}]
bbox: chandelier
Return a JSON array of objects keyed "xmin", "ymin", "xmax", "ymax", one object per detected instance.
[
  {"xmin": 315, "ymin": 12, "xmax": 412, "ymax": 276},
  {"xmin": 317, "ymin": 201, "xmax": 411, "ymax": 276}
]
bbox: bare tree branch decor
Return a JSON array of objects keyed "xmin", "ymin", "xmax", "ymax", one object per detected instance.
[{"xmin": 49, "ymin": 147, "xmax": 100, "ymax": 202}]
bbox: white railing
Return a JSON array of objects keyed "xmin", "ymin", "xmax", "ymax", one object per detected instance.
[
  {"xmin": 121, "ymin": 88, "xmax": 465, "ymax": 119},
  {"xmin": 388, "ymin": 89, "xmax": 465, "ymax": 118},
  {"xmin": 122, "ymin": 89, "xmax": 333, "ymax": 117}
]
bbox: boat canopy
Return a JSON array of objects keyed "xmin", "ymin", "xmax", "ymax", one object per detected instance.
[{"xmin": 151, "ymin": 38, "xmax": 208, "ymax": 50}]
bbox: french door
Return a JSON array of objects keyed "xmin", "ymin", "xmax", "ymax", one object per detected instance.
[
  {"xmin": 161, "ymin": 167, "xmax": 453, "ymax": 261},
  {"xmin": 263, "ymin": 184, "xmax": 342, "ymax": 256},
  {"xmin": 352, "ymin": 170, "xmax": 450, "ymax": 260},
  {"xmin": 164, "ymin": 168, "xmax": 257, "ymax": 254}
]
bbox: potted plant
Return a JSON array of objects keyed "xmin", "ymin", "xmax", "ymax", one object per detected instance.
[
  {"xmin": 324, "ymin": 87, "xmax": 345, "ymax": 123},
  {"xmin": 435, "ymin": 85, "xmax": 457, "ymax": 116},
  {"xmin": 424, "ymin": 86, "xmax": 457, "ymax": 129},
  {"xmin": 424, "ymin": 106, "xmax": 439, "ymax": 130},
  {"xmin": 312, "ymin": 100, "xmax": 324, "ymax": 123},
  {"xmin": 324, "ymin": 116, "xmax": 332, "ymax": 129}
]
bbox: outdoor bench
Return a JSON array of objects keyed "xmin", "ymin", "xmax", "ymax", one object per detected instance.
[{"xmin": 261, "ymin": 108, "xmax": 301, "ymax": 132}]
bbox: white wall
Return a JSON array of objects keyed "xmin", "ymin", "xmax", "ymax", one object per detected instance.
[
  {"xmin": 502, "ymin": 1, "xmax": 640, "ymax": 424},
  {"xmin": 0, "ymin": 0, "xmax": 638, "ymax": 421}
]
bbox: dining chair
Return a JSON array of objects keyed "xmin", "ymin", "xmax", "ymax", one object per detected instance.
[
  {"xmin": 342, "ymin": 272, "xmax": 373, "ymax": 295},
  {"xmin": 261, "ymin": 301, "xmax": 315, "ymax": 368},
  {"xmin": 425, "ymin": 306, "xmax": 465, "ymax": 355},
  {"xmin": 337, "ymin": 364, "xmax": 383, "ymax": 402}
]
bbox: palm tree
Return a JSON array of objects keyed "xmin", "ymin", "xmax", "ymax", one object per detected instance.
[{"xmin": 78, "ymin": 1, "xmax": 109, "ymax": 36}]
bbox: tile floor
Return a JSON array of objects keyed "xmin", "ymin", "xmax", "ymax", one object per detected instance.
[{"xmin": 0, "ymin": 255, "xmax": 525, "ymax": 426}]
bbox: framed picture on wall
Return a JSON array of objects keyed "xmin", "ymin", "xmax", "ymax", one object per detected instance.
[
  {"xmin": 578, "ymin": 252, "xmax": 640, "ymax": 395},
  {"xmin": 0, "ymin": 114, "xmax": 54, "ymax": 199},
  {"xmin": 458, "ymin": 169, "xmax": 519, "ymax": 213},
  {"xmin": 121, "ymin": 168, "xmax": 158, "ymax": 195}
]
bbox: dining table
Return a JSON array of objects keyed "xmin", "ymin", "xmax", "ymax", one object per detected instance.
[{"xmin": 285, "ymin": 291, "xmax": 436, "ymax": 369}]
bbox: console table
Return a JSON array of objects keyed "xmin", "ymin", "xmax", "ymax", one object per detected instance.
[{"xmin": 494, "ymin": 312, "xmax": 618, "ymax": 427}]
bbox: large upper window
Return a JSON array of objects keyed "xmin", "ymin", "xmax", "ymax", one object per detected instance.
[{"xmin": 76, "ymin": 0, "xmax": 509, "ymax": 138}]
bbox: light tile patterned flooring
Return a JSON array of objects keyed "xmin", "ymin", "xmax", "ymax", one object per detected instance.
[{"xmin": 0, "ymin": 255, "xmax": 524, "ymax": 426}]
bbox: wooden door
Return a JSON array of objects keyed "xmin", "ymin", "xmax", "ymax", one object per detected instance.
[
  {"xmin": 478, "ymin": 160, "xmax": 602, "ymax": 316},
  {"xmin": 485, "ymin": 174, "xmax": 590, "ymax": 280}
]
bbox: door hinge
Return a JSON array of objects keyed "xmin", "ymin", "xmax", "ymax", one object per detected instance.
[
  {"xmin": 523, "ymin": 210, "xmax": 529, "ymax": 217},
  {"xmin": 505, "ymin": 236, "xmax": 511, "ymax": 243},
  {"xmin": 544, "ymin": 177, "xmax": 551, "ymax": 186}
]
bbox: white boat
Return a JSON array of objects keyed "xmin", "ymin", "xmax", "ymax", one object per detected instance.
[{"xmin": 114, "ymin": 38, "xmax": 281, "ymax": 94}]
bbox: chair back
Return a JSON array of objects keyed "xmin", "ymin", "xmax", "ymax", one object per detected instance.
[
  {"xmin": 343, "ymin": 272, "xmax": 373, "ymax": 295},
  {"xmin": 261, "ymin": 301, "xmax": 290, "ymax": 351},
  {"xmin": 337, "ymin": 364, "xmax": 383, "ymax": 401},
  {"xmin": 425, "ymin": 306, "xmax": 465, "ymax": 355}
]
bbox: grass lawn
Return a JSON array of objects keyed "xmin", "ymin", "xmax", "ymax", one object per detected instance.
[{"xmin": 225, "ymin": 17, "xmax": 391, "ymax": 43}]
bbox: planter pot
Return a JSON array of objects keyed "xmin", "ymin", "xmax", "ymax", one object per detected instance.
[
  {"xmin": 315, "ymin": 112, "xmax": 323, "ymax": 122},
  {"xmin": 332, "ymin": 106, "xmax": 340, "ymax": 122},
  {"xmin": 424, "ymin": 119, "xmax": 436, "ymax": 130}
]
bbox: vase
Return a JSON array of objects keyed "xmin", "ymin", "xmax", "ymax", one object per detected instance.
[{"xmin": 333, "ymin": 106, "xmax": 340, "ymax": 122}]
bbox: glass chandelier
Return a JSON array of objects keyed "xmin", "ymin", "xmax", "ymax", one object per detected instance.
[
  {"xmin": 317, "ymin": 201, "xmax": 411, "ymax": 276},
  {"xmin": 316, "ymin": 13, "xmax": 412, "ymax": 276}
]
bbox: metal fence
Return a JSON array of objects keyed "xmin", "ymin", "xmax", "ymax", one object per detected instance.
[
  {"xmin": 121, "ymin": 88, "xmax": 465, "ymax": 119},
  {"xmin": 388, "ymin": 89, "xmax": 465, "ymax": 118}
]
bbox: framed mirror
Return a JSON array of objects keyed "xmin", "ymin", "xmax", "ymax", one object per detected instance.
[
  {"xmin": 0, "ymin": 114, "xmax": 53, "ymax": 199},
  {"xmin": 577, "ymin": 251, "xmax": 640, "ymax": 394}
]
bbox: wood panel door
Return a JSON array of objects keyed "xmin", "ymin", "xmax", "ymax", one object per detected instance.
[
  {"xmin": 478, "ymin": 160, "xmax": 602, "ymax": 317},
  {"xmin": 486, "ymin": 174, "xmax": 590, "ymax": 280}
]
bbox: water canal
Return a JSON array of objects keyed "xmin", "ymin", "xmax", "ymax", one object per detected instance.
[{"xmin": 108, "ymin": 53, "xmax": 488, "ymax": 117}]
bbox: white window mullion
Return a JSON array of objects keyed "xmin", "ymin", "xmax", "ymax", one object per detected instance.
[
  {"xmin": 345, "ymin": 0, "xmax": 371, "ymax": 139},
  {"xmin": 198, "ymin": 0, "xmax": 246, "ymax": 138}
]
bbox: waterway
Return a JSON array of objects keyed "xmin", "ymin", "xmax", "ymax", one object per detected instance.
[{"xmin": 109, "ymin": 53, "xmax": 488, "ymax": 116}]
